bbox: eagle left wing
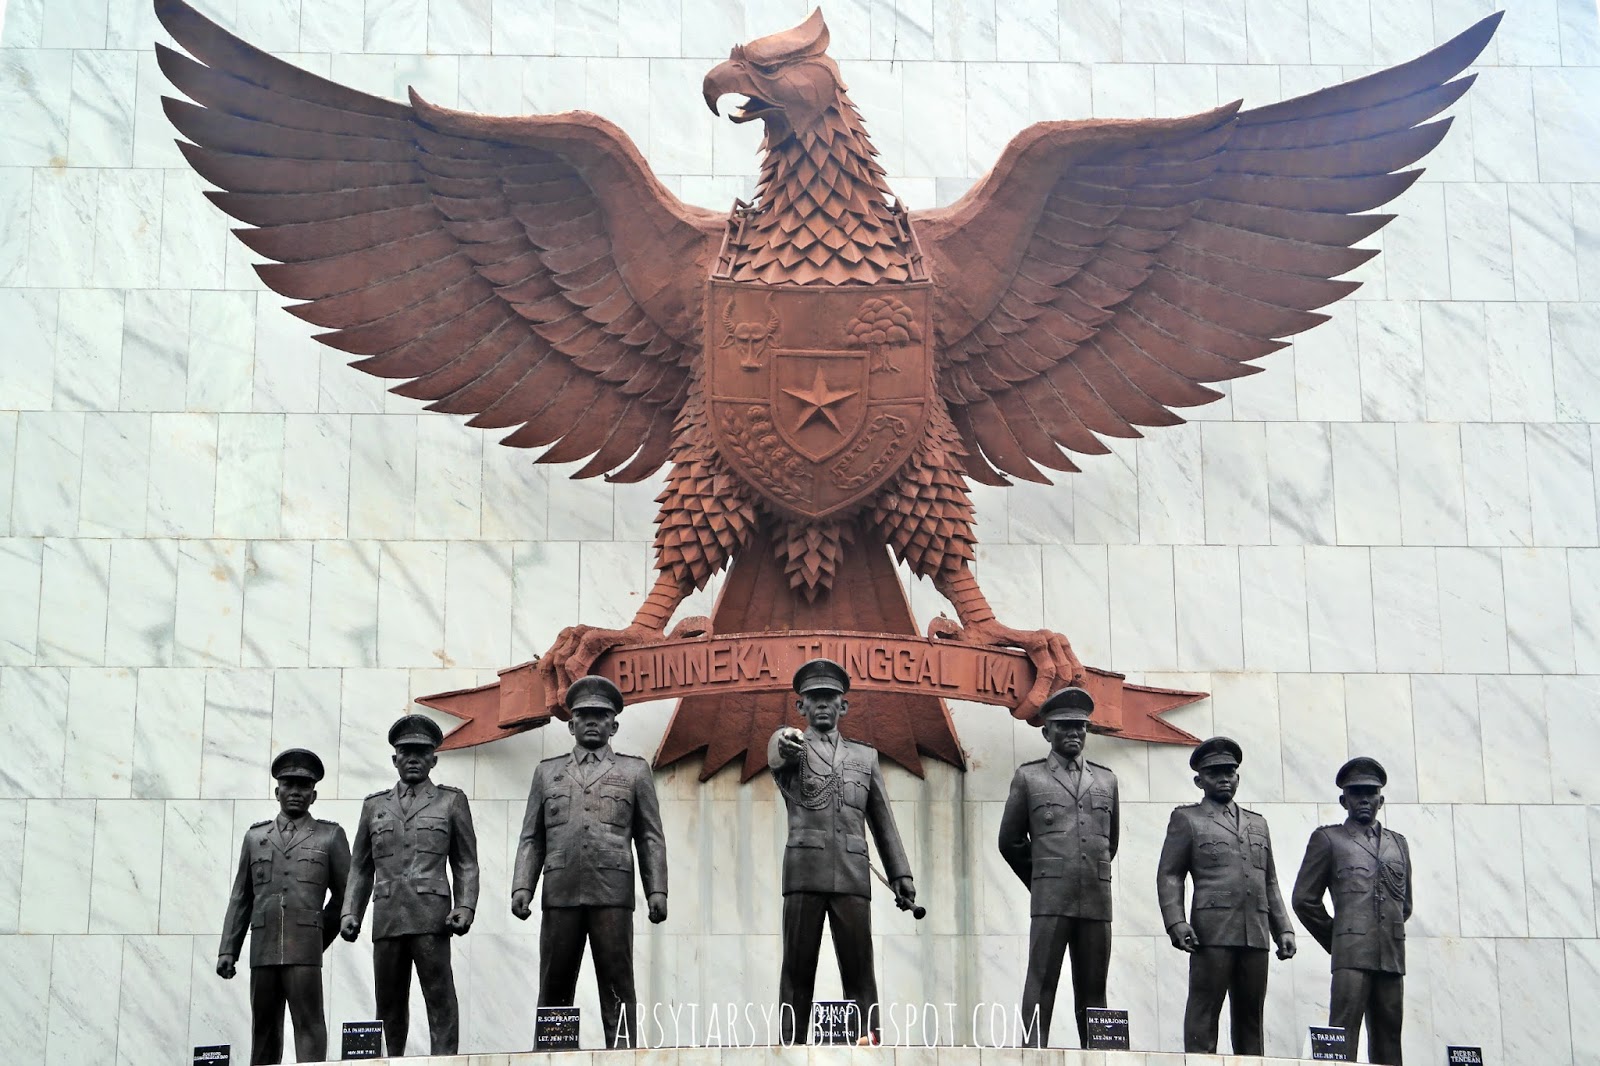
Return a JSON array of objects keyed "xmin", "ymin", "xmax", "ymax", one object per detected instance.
[
  {"xmin": 914, "ymin": 12, "xmax": 1500, "ymax": 485},
  {"xmin": 155, "ymin": 0, "xmax": 723, "ymax": 482}
]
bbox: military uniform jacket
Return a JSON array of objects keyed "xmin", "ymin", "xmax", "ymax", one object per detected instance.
[
  {"xmin": 998, "ymin": 754, "xmax": 1119, "ymax": 919},
  {"xmin": 220, "ymin": 815, "xmax": 350, "ymax": 968},
  {"xmin": 1155, "ymin": 801, "xmax": 1292, "ymax": 950},
  {"xmin": 512, "ymin": 746, "xmax": 668, "ymax": 910},
  {"xmin": 767, "ymin": 728, "xmax": 911, "ymax": 898},
  {"xmin": 344, "ymin": 781, "xmax": 480, "ymax": 940},
  {"xmin": 1292, "ymin": 820, "xmax": 1412, "ymax": 974}
]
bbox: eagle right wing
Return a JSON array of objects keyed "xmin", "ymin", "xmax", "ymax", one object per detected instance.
[
  {"xmin": 156, "ymin": 0, "xmax": 724, "ymax": 482},
  {"xmin": 914, "ymin": 13, "xmax": 1500, "ymax": 485}
]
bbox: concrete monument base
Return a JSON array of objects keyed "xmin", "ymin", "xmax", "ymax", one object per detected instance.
[{"xmin": 296, "ymin": 1048, "xmax": 1353, "ymax": 1065}]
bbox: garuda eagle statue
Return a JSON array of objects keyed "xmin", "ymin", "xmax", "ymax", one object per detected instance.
[{"xmin": 155, "ymin": 0, "xmax": 1497, "ymax": 775}]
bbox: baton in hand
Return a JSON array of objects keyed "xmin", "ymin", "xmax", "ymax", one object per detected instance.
[{"xmin": 870, "ymin": 862, "xmax": 925, "ymax": 919}]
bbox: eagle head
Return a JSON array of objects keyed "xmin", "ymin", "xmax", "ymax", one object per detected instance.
[{"xmin": 701, "ymin": 9, "xmax": 842, "ymax": 136}]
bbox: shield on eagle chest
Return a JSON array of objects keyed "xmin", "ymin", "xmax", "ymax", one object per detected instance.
[{"xmin": 706, "ymin": 280, "xmax": 934, "ymax": 520}]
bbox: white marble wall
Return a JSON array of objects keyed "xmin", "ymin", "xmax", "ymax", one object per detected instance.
[{"xmin": 1, "ymin": 0, "xmax": 1599, "ymax": 1061}]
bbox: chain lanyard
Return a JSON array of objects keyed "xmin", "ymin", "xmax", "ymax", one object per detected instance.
[{"xmin": 779, "ymin": 735, "xmax": 844, "ymax": 811}]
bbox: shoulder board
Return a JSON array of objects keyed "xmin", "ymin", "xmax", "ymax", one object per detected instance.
[
  {"xmin": 1087, "ymin": 760, "xmax": 1114, "ymax": 774},
  {"xmin": 617, "ymin": 752, "xmax": 647, "ymax": 762},
  {"xmin": 539, "ymin": 753, "xmax": 568, "ymax": 764},
  {"xmin": 1020, "ymin": 757, "xmax": 1046, "ymax": 767},
  {"xmin": 365, "ymin": 788, "xmax": 391, "ymax": 800},
  {"xmin": 436, "ymin": 783, "xmax": 464, "ymax": 794},
  {"xmin": 1317, "ymin": 822, "xmax": 1342, "ymax": 832},
  {"xmin": 1239, "ymin": 805, "xmax": 1260, "ymax": 816},
  {"xmin": 314, "ymin": 817, "xmax": 340, "ymax": 826},
  {"xmin": 1175, "ymin": 802, "xmax": 1199, "ymax": 810},
  {"xmin": 250, "ymin": 819, "xmax": 271, "ymax": 828},
  {"xmin": 1387, "ymin": 829, "xmax": 1407, "ymax": 842}
]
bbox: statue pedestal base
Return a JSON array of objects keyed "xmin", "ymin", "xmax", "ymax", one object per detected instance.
[{"xmin": 341, "ymin": 1048, "xmax": 1340, "ymax": 1064}]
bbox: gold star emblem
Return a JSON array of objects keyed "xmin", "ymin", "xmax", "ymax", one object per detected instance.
[{"xmin": 782, "ymin": 365, "xmax": 858, "ymax": 434}]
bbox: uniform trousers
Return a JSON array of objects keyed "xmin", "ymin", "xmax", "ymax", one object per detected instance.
[
  {"xmin": 1183, "ymin": 945, "xmax": 1270, "ymax": 1054},
  {"xmin": 779, "ymin": 892, "xmax": 878, "ymax": 1044},
  {"xmin": 373, "ymin": 933, "xmax": 458, "ymax": 1055},
  {"xmin": 539, "ymin": 906, "xmax": 637, "ymax": 1049},
  {"xmin": 1022, "ymin": 915, "xmax": 1112, "ymax": 1048},
  {"xmin": 248, "ymin": 964, "xmax": 325, "ymax": 1065},
  {"xmin": 1330, "ymin": 968, "xmax": 1405, "ymax": 1065}
]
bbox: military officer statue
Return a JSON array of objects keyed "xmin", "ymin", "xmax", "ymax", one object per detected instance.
[
  {"xmin": 998, "ymin": 686, "xmax": 1119, "ymax": 1049},
  {"xmin": 341, "ymin": 715, "xmax": 479, "ymax": 1057},
  {"xmin": 768, "ymin": 658, "xmax": 914, "ymax": 1045},
  {"xmin": 217, "ymin": 749, "xmax": 350, "ymax": 1065},
  {"xmin": 1293, "ymin": 757, "xmax": 1412, "ymax": 1065},
  {"xmin": 1155, "ymin": 736, "xmax": 1296, "ymax": 1054},
  {"xmin": 512, "ymin": 676, "xmax": 668, "ymax": 1049}
]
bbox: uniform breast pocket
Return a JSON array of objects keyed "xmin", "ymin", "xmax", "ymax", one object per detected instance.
[
  {"xmin": 294, "ymin": 850, "xmax": 327, "ymax": 882},
  {"xmin": 1247, "ymin": 835, "xmax": 1269, "ymax": 869},
  {"xmin": 251, "ymin": 855, "xmax": 272, "ymax": 885},
  {"xmin": 841, "ymin": 772, "xmax": 870, "ymax": 810},
  {"xmin": 546, "ymin": 794, "xmax": 570, "ymax": 827},
  {"xmin": 1030, "ymin": 800, "xmax": 1067, "ymax": 833},
  {"xmin": 1089, "ymin": 794, "xmax": 1114, "ymax": 833},
  {"xmin": 1198, "ymin": 839, "xmax": 1231, "ymax": 867},
  {"xmin": 371, "ymin": 820, "xmax": 396, "ymax": 857},
  {"xmin": 599, "ymin": 786, "xmax": 633, "ymax": 827},
  {"xmin": 415, "ymin": 817, "xmax": 450, "ymax": 853},
  {"xmin": 1334, "ymin": 863, "xmax": 1373, "ymax": 894}
]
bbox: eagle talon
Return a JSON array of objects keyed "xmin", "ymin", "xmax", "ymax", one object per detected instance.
[
  {"xmin": 927, "ymin": 616, "xmax": 1084, "ymax": 719},
  {"xmin": 667, "ymin": 615, "xmax": 712, "ymax": 639},
  {"xmin": 536, "ymin": 622, "xmax": 662, "ymax": 715}
]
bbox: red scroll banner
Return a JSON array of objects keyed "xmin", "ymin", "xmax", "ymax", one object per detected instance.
[{"xmin": 420, "ymin": 631, "xmax": 1203, "ymax": 757}]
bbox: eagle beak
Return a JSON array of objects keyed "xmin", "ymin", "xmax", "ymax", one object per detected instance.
[{"xmin": 702, "ymin": 59, "xmax": 742, "ymax": 116}]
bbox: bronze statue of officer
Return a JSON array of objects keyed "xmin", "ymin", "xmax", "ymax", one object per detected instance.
[
  {"xmin": 769, "ymin": 658, "xmax": 914, "ymax": 1044},
  {"xmin": 218, "ymin": 748, "xmax": 350, "ymax": 1065},
  {"xmin": 513, "ymin": 675, "xmax": 668, "ymax": 1049},
  {"xmin": 1156, "ymin": 736, "xmax": 1295, "ymax": 1054},
  {"xmin": 342, "ymin": 715, "xmax": 479, "ymax": 1056},
  {"xmin": 1293, "ymin": 756, "xmax": 1412, "ymax": 1065},
  {"xmin": 998, "ymin": 686, "xmax": 1119, "ymax": 1048}
]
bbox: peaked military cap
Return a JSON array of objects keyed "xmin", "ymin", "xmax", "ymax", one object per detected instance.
[
  {"xmin": 1032, "ymin": 685, "xmax": 1094, "ymax": 726},
  {"xmin": 1336, "ymin": 755, "xmax": 1387, "ymax": 789},
  {"xmin": 566, "ymin": 674, "xmax": 624, "ymax": 714},
  {"xmin": 1190, "ymin": 735, "xmax": 1243, "ymax": 771},
  {"xmin": 388, "ymin": 713, "xmax": 444, "ymax": 749},
  {"xmin": 270, "ymin": 747, "xmax": 325, "ymax": 783},
  {"xmin": 793, "ymin": 657, "xmax": 849, "ymax": 695}
]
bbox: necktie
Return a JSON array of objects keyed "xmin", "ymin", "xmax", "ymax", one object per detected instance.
[{"xmin": 400, "ymin": 786, "xmax": 414, "ymax": 813}]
